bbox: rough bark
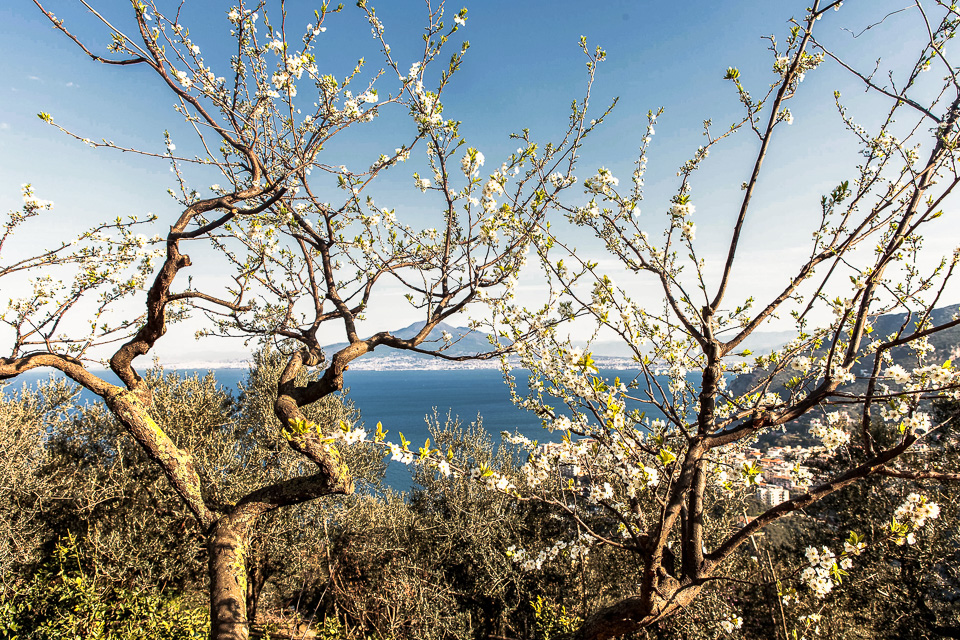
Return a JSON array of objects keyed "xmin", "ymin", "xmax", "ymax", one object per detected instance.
[
  {"xmin": 206, "ymin": 475, "xmax": 350, "ymax": 638},
  {"xmin": 103, "ymin": 387, "xmax": 214, "ymax": 527},
  {"xmin": 209, "ymin": 515, "xmax": 254, "ymax": 640},
  {"xmin": 559, "ymin": 582, "xmax": 704, "ymax": 640}
]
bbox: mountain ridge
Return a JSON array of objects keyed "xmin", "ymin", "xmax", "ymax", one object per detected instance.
[{"xmin": 323, "ymin": 320, "xmax": 506, "ymax": 359}]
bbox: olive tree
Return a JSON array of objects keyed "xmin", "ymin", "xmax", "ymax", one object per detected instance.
[
  {"xmin": 2, "ymin": 1, "xmax": 603, "ymax": 637},
  {"xmin": 0, "ymin": 378, "xmax": 78, "ymax": 579},
  {"xmin": 0, "ymin": 351, "xmax": 384, "ymax": 632}
]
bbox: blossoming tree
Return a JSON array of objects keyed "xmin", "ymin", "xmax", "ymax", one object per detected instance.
[
  {"xmin": 2, "ymin": 1, "xmax": 606, "ymax": 637},
  {"xmin": 466, "ymin": 1, "xmax": 960, "ymax": 637}
]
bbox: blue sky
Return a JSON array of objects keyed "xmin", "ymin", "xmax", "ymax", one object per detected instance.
[{"xmin": 2, "ymin": 1, "xmax": 957, "ymax": 361}]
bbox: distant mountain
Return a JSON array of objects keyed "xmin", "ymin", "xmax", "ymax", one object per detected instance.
[
  {"xmin": 323, "ymin": 322, "xmax": 803, "ymax": 364},
  {"xmin": 323, "ymin": 320, "xmax": 507, "ymax": 359},
  {"xmin": 320, "ymin": 304, "xmax": 960, "ymax": 370},
  {"xmin": 867, "ymin": 303, "xmax": 960, "ymax": 359},
  {"xmin": 729, "ymin": 303, "xmax": 960, "ymax": 398}
]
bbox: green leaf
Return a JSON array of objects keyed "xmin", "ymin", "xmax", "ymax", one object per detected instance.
[{"xmin": 658, "ymin": 449, "xmax": 677, "ymax": 466}]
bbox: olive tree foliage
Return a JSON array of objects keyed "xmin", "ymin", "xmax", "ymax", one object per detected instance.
[
  {"xmin": 0, "ymin": 379, "xmax": 77, "ymax": 578},
  {"xmin": 2, "ymin": 373, "xmax": 641, "ymax": 640},
  {"xmin": 0, "ymin": 350, "xmax": 379, "ymax": 633},
  {"xmin": 284, "ymin": 416, "xmax": 645, "ymax": 640},
  {"xmin": 302, "ymin": 420, "xmax": 532, "ymax": 640},
  {"xmin": 1, "ymin": 0, "xmax": 606, "ymax": 637},
  {"xmin": 402, "ymin": 1, "xmax": 960, "ymax": 638}
]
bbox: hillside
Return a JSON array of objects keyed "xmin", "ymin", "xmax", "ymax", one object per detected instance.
[
  {"xmin": 730, "ymin": 303, "xmax": 960, "ymax": 397},
  {"xmin": 728, "ymin": 303, "xmax": 959, "ymax": 447}
]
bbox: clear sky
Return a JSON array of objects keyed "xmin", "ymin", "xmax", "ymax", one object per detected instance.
[{"xmin": 2, "ymin": 1, "xmax": 958, "ymax": 362}]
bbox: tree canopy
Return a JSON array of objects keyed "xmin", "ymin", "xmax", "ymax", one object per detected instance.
[{"xmin": 2, "ymin": 1, "xmax": 960, "ymax": 639}]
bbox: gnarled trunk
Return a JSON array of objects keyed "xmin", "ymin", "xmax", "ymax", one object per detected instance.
[
  {"xmin": 206, "ymin": 476, "xmax": 351, "ymax": 639},
  {"xmin": 561, "ymin": 581, "xmax": 704, "ymax": 640},
  {"xmin": 209, "ymin": 517, "xmax": 253, "ymax": 640}
]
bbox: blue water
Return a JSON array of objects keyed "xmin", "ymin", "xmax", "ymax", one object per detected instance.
[{"xmin": 7, "ymin": 367, "xmax": 668, "ymax": 491}]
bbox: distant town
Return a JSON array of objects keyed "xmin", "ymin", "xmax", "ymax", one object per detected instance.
[{"xmin": 160, "ymin": 351, "xmax": 703, "ymax": 372}]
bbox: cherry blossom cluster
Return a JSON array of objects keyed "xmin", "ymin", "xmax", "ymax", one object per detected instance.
[
  {"xmin": 892, "ymin": 493, "xmax": 940, "ymax": 545},
  {"xmin": 20, "ymin": 184, "xmax": 54, "ymax": 212},
  {"xmin": 336, "ymin": 425, "xmax": 368, "ymax": 446},
  {"xmin": 518, "ymin": 344, "xmax": 603, "ymax": 405},
  {"xmin": 460, "ymin": 147, "xmax": 485, "ymax": 178},
  {"xmin": 506, "ymin": 532, "xmax": 593, "ymax": 572},
  {"xmin": 583, "ymin": 167, "xmax": 619, "ymax": 196},
  {"xmin": 668, "ymin": 201, "xmax": 694, "ymax": 219},
  {"xmin": 808, "ymin": 412, "xmax": 851, "ymax": 452},
  {"xmin": 801, "ymin": 545, "xmax": 841, "ymax": 598},
  {"xmin": 790, "ymin": 355, "xmax": 814, "ymax": 373},
  {"xmin": 886, "ymin": 361, "xmax": 951, "ymax": 387},
  {"xmin": 387, "ymin": 442, "xmax": 414, "ymax": 465},
  {"xmin": 877, "ymin": 359, "xmax": 959, "ymax": 434},
  {"xmin": 547, "ymin": 172, "xmax": 577, "ymax": 189},
  {"xmin": 795, "ymin": 613, "xmax": 823, "ymax": 637},
  {"xmin": 719, "ymin": 614, "xmax": 743, "ymax": 634},
  {"xmin": 468, "ymin": 465, "xmax": 516, "ymax": 492},
  {"xmin": 772, "ymin": 50, "xmax": 825, "ymax": 83},
  {"xmin": 800, "ymin": 533, "xmax": 863, "ymax": 600},
  {"xmin": 790, "ymin": 463, "xmax": 814, "ymax": 489}
]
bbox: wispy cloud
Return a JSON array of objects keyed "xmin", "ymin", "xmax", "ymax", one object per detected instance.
[
  {"xmin": 27, "ymin": 75, "xmax": 41, "ymax": 82},
  {"xmin": 0, "ymin": 123, "xmax": 8, "ymax": 130},
  {"xmin": 65, "ymin": 81, "xmax": 77, "ymax": 88}
]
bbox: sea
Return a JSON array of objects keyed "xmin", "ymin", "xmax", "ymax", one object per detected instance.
[{"xmin": 8, "ymin": 367, "xmax": 670, "ymax": 491}]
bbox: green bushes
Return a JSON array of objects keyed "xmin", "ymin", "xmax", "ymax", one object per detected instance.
[
  {"xmin": 3, "ymin": 365, "xmax": 957, "ymax": 639},
  {"xmin": 0, "ymin": 534, "xmax": 207, "ymax": 640},
  {"xmin": 0, "ymin": 353, "xmax": 384, "ymax": 638},
  {"xmin": 531, "ymin": 596, "xmax": 582, "ymax": 640},
  {"xmin": 0, "ymin": 370, "xmax": 667, "ymax": 638}
]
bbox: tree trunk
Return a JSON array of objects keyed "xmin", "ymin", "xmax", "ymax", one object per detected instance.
[
  {"xmin": 209, "ymin": 517, "xmax": 253, "ymax": 640},
  {"xmin": 560, "ymin": 582, "xmax": 704, "ymax": 640},
  {"xmin": 246, "ymin": 551, "xmax": 270, "ymax": 629}
]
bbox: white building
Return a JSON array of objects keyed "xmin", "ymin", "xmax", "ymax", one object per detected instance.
[{"xmin": 757, "ymin": 485, "xmax": 790, "ymax": 508}]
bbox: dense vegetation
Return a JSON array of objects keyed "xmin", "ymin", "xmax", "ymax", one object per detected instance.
[{"xmin": 2, "ymin": 357, "xmax": 957, "ymax": 639}]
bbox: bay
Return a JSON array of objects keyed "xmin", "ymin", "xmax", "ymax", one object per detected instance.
[{"xmin": 7, "ymin": 367, "xmax": 671, "ymax": 491}]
